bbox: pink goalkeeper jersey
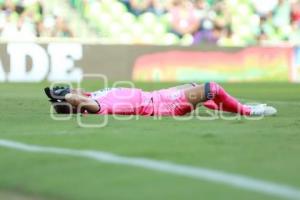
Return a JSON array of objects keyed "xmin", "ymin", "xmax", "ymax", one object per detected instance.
[
  {"xmin": 89, "ymin": 87, "xmax": 192, "ymax": 116},
  {"xmin": 89, "ymin": 88, "xmax": 154, "ymax": 115}
]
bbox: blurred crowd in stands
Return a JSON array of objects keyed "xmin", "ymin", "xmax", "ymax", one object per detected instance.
[
  {"xmin": 71, "ymin": 0, "xmax": 300, "ymax": 46},
  {"xmin": 1, "ymin": 0, "xmax": 300, "ymax": 46},
  {"xmin": 0, "ymin": 0, "xmax": 73, "ymax": 40}
]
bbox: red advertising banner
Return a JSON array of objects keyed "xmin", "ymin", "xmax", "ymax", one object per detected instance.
[{"xmin": 132, "ymin": 47, "xmax": 293, "ymax": 82}]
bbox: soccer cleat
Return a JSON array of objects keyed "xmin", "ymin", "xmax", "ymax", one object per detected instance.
[{"xmin": 249, "ymin": 104, "xmax": 277, "ymax": 116}]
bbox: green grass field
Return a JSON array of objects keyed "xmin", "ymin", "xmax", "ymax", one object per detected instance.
[{"xmin": 0, "ymin": 82, "xmax": 300, "ymax": 200}]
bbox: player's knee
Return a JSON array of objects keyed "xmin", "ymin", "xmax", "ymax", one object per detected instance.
[
  {"xmin": 205, "ymin": 82, "xmax": 219, "ymax": 100},
  {"xmin": 206, "ymin": 81, "xmax": 218, "ymax": 88}
]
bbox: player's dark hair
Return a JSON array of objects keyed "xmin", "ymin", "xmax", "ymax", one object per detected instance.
[{"xmin": 53, "ymin": 103, "xmax": 76, "ymax": 114}]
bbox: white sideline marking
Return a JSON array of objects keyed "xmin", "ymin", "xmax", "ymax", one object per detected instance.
[{"xmin": 0, "ymin": 139, "xmax": 300, "ymax": 200}]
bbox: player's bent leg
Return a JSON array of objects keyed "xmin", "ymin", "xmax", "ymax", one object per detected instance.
[
  {"xmin": 183, "ymin": 82, "xmax": 248, "ymax": 114},
  {"xmin": 65, "ymin": 94, "xmax": 100, "ymax": 114},
  {"xmin": 204, "ymin": 82, "xmax": 252, "ymax": 115},
  {"xmin": 183, "ymin": 82, "xmax": 276, "ymax": 116}
]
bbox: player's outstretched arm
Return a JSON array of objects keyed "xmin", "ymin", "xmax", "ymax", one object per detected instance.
[{"xmin": 65, "ymin": 93, "xmax": 100, "ymax": 114}]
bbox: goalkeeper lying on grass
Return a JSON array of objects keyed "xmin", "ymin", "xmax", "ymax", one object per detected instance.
[{"xmin": 44, "ymin": 82, "xmax": 277, "ymax": 116}]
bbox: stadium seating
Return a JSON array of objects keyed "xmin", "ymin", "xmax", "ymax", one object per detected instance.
[
  {"xmin": 0, "ymin": 0, "xmax": 73, "ymax": 39},
  {"xmin": 1, "ymin": 0, "xmax": 300, "ymax": 46},
  {"xmin": 69, "ymin": 0, "xmax": 300, "ymax": 46}
]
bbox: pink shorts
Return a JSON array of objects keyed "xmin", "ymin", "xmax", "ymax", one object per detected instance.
[{"xmin": 139, "ymin": 88, "xmax": 193, "ymax": 116}]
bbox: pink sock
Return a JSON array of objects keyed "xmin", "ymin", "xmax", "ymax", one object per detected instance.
[{"xmin": 203, "ymin": 82, "xmax": 251, "ymax": 116}]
